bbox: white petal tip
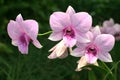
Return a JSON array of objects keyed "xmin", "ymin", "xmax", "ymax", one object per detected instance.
[
  {"xmin": 38, "ymin": 45, "xmax": 43, "ymax": 48},
  {"xmin": 48, "ymin": 56, "xmax": 56, "ymax": 59},
  {"xmin": 20, "ymin": 52, "xmax": 28, "ymax": 55},
  {"xmin": 75, "ymin": 68, "xmax": 82, "ymax": 71},
  {"xmin": 106, "ymin": 59, "xmax": 113, "ymax": 62}
]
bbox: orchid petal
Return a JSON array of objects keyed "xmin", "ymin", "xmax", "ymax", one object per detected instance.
[
  {"xmin": 16, "ymin": 14, "xmax": 23, "ymax": 23},
  {"xmin": 71, "ymin": 48, "xmax": 85, "ymax": 57},
  {"xmin": 18, "ymin": 43, "xmax": 28, "ymax": 54},
  {"xmin": 12, "ymin": 40, "xmax": 18, "ymax": 46},
  {"xmin": 63, "ymin": 36, "xmax": 76, "ymax": 47},
  {"xmin": 7, "ymin": 20, "xmax": 22, "ymax": 40},
  {"xmin": 18, "ymin": 34, "xmax": 29, "ymax": 54},
  {"xmin": 33, "ymin": 40, "xmax": 42, "ymax": 48},
  {"xmin": 66, "ymin": 6, "xmax": 75, "ymax": 16},
  {"xmin": 76, "ymin": 32, "xmax": 91, "ymax": 43},
  {"xmin": 103, "ymin": 18, "xmax": 114, "ymax": 27},
  {"xmin": 91, "ymin": 26, "xmax": 101, "ymax": 38},
  {"xmin": 72, "ymin": 12, "xmax": 92, "ymax": 33},
  {"xmin": 75, "ymin": 56, "xmax": 87, "ymax": 71},
  {"xmin": 48, "ymin": 51, "xmax": 57, "ymax": 59},
  {"xmin": 48, "ymin": 31, "xmax": 63, "ymax": 41},
  {"xmin": 85, "ymin": 53, "xmax": 98, "ymax": 64},
  {"xmin": 98, "ymin": 52, "xmax": 113, "ymax": 62},
  {"xmin": 94, "ymin": 34, "xmax": 115, "ymax": 52},
  {"xmin": 23, "ymin": 20, "xmax": 39, "ymax": 40},
  {"xmin": 50, "ymin": 12, "xmax": 71, "ymax": 31},
  {"xmin": 59, "ymin": 50, "xmax": 68, "ymax": 59}
]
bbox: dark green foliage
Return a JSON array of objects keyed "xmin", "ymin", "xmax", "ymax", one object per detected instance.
[{"xmin": 0, "ymin": 0, "xmax": 120, "ymax": 80}]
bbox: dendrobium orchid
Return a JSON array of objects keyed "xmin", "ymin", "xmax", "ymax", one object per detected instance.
[
  {"xmin": 48, "ymin": 6, "xmax": 92, "ymax": 47},
  {"xmin": 48, "ymin": 6, "xmax": 92, "ymax": 59},
  {"xmin": 7, "ymin": 14, "xmax": 42, "ymax": 54},
  {"xmin": 71, "ymin": 26, "xmax": 115, "ymax": 71},
  {"xmin": 101, "ymin": 18, "xmax": 120, "ymax": 40}
]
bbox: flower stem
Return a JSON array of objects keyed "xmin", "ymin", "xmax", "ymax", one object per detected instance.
[
  {"xmin": 38, "ymin": 31, "xmax": 52, "ymax": 36},
  {"xmin": 103, "ymin": 61, "xmax": 120, "ymax": 80}
]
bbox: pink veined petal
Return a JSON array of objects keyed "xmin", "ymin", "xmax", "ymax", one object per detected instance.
[
  {"xmin": 63, "ymin": 36, "xmax": 77, "ymax": 47},
  {"xmin": 18, "ymin": 43, "xmax": 28, "ymax": 54},
  {"xmin": 18, "ymin": 34, "xmax": 30, "ymax": 54},
  {"xmin": 66, "ymin": 6, "xmax": 75, "ymax": 16},
  {"xmin": 85, "ymin": 52, "xmax": 98, "ymax": 64},
  {"xmin": 98, "ymin": 52, "xmax": 113, "ymax": 62},
  {"xmin": 71, "ymin": 48, "xmax": 85, "ymax": 57},
  {"xmin": 94, "ymin": 34, "xmax": 115, "ymax": 52},
  {"xmin": 48, "ymin": 31, "xmax": 63, "ymax": 41},
  {"xmin": 16, "ymin": 14, "xmax": 24, "ymax": 23},
  {"xmin": 76, "ymin": 42, "xmax": 88, "ymax": 49},
  {"xmin": 50, "ymin": 12, "xmax": 71, "ymax": 31},
  {"xmin": 23, "ymin": 20, "xmax": 39, "ymax": 40},
  {"xmin": 85, "ymin": 31, "xmax": 93, "ymax": 42},
  {"xmin": 91, "ymin": 26, "xmax": 101, "ymax": 39},
  {"xmin": 71, "ymin": 12, "xmax": 92, "ymax": 33},
  {"xmin": 7, "ymin": 20, "xmax": 23, "ymax": 40},
  {"xmin": 32, "ymin": 40, "xmax": 42, "ymax": 48},
  {"xmin": 76, "ymin": 32, "xmax": 91, "ymax": 43}
]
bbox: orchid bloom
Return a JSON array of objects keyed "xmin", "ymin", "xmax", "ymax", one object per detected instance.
[
  {"xmin": 101, "ymin": 18, "xmax": 120, "ymax": 40},
  {"xmin": 48, "ymin": 6, "xmax": 92, "ymax": 47},
  {"xmin": 7, "ymin": 14, "xmax": 42, "ymax": 54},
  {"xmin": 71, "ymin": 26, "xmax": 115, "ymax": 71}
]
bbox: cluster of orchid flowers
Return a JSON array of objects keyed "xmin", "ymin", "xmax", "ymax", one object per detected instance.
[{"xmin": 8, "ymin": 6, "xmax": 120, "ymax": 71}]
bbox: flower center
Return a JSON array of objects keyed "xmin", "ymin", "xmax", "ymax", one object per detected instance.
[
  {"xmin": 114, "ymin": 32, "xmax": 120, "ymax": 37},
  {"xmin": 64, "ymin": 27, "xmax": 75, "ymax": 38},
  {"xmin": 86, "ymin": 45, "xmax": 97, "ymax": 56},
  {"xmin": 19, "ymin": 34, "xmax": 30, "ymax": 46}
]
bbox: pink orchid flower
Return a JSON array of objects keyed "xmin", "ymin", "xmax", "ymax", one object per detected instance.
[
  {"xmin": 101, "ymin": 18, "xmax": 120, "ymax": 40},
  {"xmin": 48, "ymin": 6, "xmax": 92, "ymax": 47},
  {"xmin": 7, "ymin": 14, "xmax": 42, "ymax": 54},
  {"xmin": 71, "ymin": 26, "xmax": 115, "ymax": 70}
]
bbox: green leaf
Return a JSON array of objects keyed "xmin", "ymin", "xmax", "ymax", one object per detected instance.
[{"xmin": 88, "ymin": 70, "xmax": 96, "ymax": 80}]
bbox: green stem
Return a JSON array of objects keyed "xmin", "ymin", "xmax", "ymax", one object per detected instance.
[
  {"xmin": 103, "ymin": 61, "xmax": 120, "ymax": 80},
  {"xmin": 38, "ymin": 31, "xmax": 52, "ymax": 36},
  {"xmin": 101, "ymin": 61, "xmax": 112, "ymax": 74}
]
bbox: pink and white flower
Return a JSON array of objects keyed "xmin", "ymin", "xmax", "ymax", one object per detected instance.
[
  {"xmin": 7, "ymin": 14, "xmax": 42, "ymax": 54},
  {"xmin": 71, "ymin": 26, "xmax": 115, "ymax": 71},
  {"xmin": 48, "ymin": 6, "xmax": 92, "ymax": 47},
  {"xmin": 101, "ymin": 18, "xmax": 120, "ymax": 40}
]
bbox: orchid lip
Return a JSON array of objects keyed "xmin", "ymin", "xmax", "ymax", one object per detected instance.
[
  {"xmin": 114, "ymin": 32, "xmax": 120, "ymax": 37},
  {"xmin": 86, "ymin": 44, "xmax": 98, "ymax": 56},
  {"xmin": 19, "ymin": 33, "xmax": 30, "ymax": 46},
  {"xmin": 63, "ymin": 26, "xmax": 75, "ymax": 38}
]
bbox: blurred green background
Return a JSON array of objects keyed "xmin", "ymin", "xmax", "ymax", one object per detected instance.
[{"xmin": 0, "ymin": 0, "xmax": 120, "ymax": 80}]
